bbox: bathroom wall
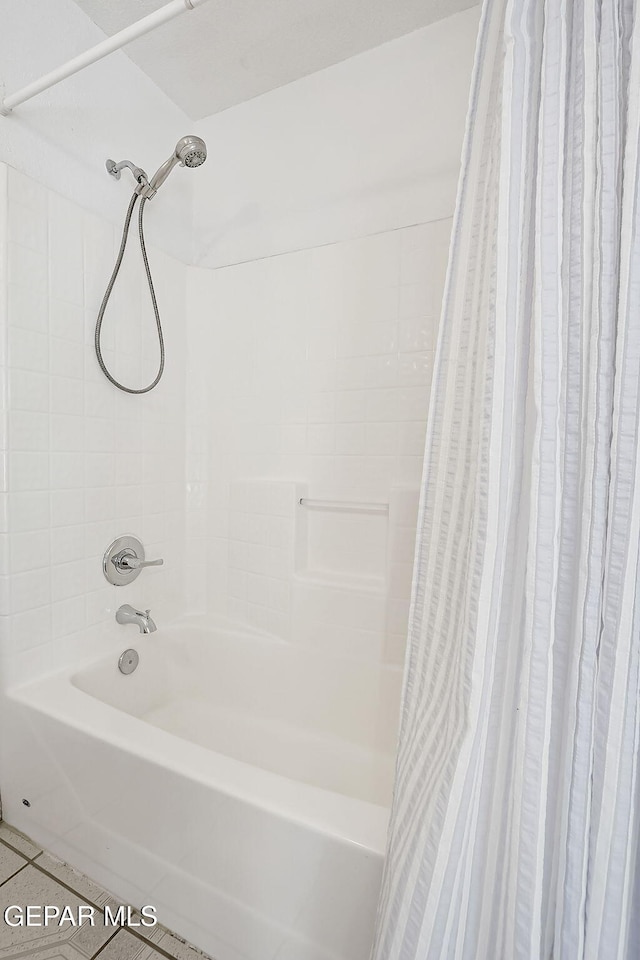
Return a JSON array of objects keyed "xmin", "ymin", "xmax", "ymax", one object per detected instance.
[
  {"xmin": 192, "ymin": 6, "xmax": 480, "ymax": 266},
  {"xmin": 0, "ymin": 163, "xmax": 188, "ymax": 687},
  {"xmin": 0, "ymin": 0, "xmax": 197, "ymax": 691},
  {"xmin": 0, "ymin": 3, "xmax": 478, "ymax": 692},
  {"xmin": 0, "ymin": 0, "xmax": 194, "ymax": 263},
  {"xmin": 187, "ymin": 216, "xmax": 451, "ymax": 665},
  {"xmin": 185, "ymin": 7, "xmax": 478, "ymax": 667}
]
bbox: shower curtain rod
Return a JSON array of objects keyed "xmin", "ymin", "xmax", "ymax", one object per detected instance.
[{"xmin": 0, "ymin": 0, "xmax": 210, "ymax": 117}]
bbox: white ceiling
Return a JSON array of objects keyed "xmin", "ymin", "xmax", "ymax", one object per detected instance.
[{"xmin": 72, "ymin": 0, "xmax": 479, "ymax": 120}]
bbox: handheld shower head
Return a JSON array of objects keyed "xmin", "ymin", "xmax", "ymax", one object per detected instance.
[
  {"xmin": 97, "ymin": 134, "xmax": 207, "ymax": 394},
  {"xmin": 143, "ymin": 135, "xmax": 207, "ymax": 199},
  {"xmin": 176, "ymin": 135, "xmax": 207, "ymax": 168}
]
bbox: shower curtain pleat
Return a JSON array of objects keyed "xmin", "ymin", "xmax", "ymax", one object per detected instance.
[{"xmin": 372, "ymin": 1, "xmax": 640, "ymax": 958}]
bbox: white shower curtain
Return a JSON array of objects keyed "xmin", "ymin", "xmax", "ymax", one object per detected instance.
[{"xmin": 373, "ymin": 1, "xmax": 640, "ymax": 958}]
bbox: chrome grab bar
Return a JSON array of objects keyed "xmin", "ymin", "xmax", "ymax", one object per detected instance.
[{"xmin": 298, "ymin": 498, "xmax": 389, "ymax": 514}]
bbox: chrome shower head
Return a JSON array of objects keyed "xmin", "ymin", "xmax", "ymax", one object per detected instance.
[
  {"xmin": 144, "ymin": 135, "xmax": 207, "ymax": 199},
  {"xmin": 176, "ymin": 135, "xmax": 207, "ymax": 168}
]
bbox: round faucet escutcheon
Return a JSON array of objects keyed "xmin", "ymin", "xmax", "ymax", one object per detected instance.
[{"xmin": 103, "ymin": 535, "xmax": 164, "ymax": 586}]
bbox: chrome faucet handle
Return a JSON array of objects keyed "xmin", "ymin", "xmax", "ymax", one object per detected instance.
[{"xmin": 116, "ymin": 553, "xmax": 164, "ymax": 571}]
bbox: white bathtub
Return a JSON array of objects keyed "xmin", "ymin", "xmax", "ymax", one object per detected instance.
[{"xmin": 0, "ymin": 618, "xmax": 401, "ymax": 960}]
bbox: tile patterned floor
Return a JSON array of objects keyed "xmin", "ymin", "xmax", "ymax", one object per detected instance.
[{"xmin": 0, "ymin": 822, "xmax": 213, "ymax": 960}]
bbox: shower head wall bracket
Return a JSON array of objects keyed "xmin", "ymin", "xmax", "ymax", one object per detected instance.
[{"xmin": 106, "ymin": 159, "xmax": 148, "ymax": 186}]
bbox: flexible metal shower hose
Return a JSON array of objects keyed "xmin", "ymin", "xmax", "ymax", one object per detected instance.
[{"xmin": 95, "ymin": 190, "xmax": 165, "ymax": 394}]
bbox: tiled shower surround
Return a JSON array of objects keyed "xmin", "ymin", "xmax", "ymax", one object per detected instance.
[
  {"xmin": 0, "ymin": 165, "xmax": 188, "ymax": 685},
  {"xmin": 0, "ymin": 160, "xmax": 450, "ymax": 682},
  {"xmin": 187, "ymin": 221, "xmax": 450, "ymax": 665}
]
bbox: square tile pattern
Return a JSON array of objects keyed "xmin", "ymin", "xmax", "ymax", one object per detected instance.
[
  {"xmin": 0, "ymin": 822, "xmax": 213, "ymax": 960},
  {"xmin": 1, "ymin": 166, "xmax": 188, "ymax": 687}
]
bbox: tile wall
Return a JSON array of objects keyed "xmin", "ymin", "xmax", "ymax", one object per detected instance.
[
  {"xmin": 187, "ymin": 218, "xmax": 451, "ymax": 664},
  {"xmin": 0, "ymin": 160, "xmax": 451, "ymax": 683},
  {"xmin": 0, "ymin": 164, "xmax": 188, "ymax": 686}
]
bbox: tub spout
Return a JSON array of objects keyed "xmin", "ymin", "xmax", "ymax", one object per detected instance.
[{"xmin": 116, "ymin": 604, "xmax": 157, "ymax": 634}]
